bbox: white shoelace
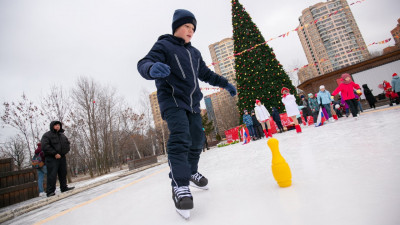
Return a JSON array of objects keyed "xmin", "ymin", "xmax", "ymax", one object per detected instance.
[
  {"xmin": 191, "ymin": 172, "xmax": 203, "ymax": 182},
  {"xmin": 174, "ymin": 186, "xmax": 192, "ymax": 199}
]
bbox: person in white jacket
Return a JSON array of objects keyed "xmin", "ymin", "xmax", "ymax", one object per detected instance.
[
  {"xmin": 254, "ymin": 99, "xmax": 273, "ymax": 138},
  {"xmin": 281, "ymin": 87, "xmax": 302, "ymax": 133}
]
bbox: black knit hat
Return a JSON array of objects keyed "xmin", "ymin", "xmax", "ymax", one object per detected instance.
[{"xmin": 172, "ymin": 9, "xmax": 197, "ymax": 34}]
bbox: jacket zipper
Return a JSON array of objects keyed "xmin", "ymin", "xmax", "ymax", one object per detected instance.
[
  {"xmin": 174, "ymin": 54, "xmax": 186, "ymax": 79},
  {"xmin": 166, "ymin": 80, "xmax": 179, "ymax": 107},
  {"xmin": 186, "ymin": 49, "xmax": 197, "ymax": 112}
]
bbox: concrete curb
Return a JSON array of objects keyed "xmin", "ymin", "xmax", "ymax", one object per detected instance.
[{"xmin": 0, "ymin": 160, "xmax": 167, "ymax": 224}]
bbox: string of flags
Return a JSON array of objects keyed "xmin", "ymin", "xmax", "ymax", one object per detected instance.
[
  {"xmin": 288, "ymin": 37, "xmax": 395, "ymax": 73},
  {"xmin": 200, "ymin": 35, "xmax": 395, "ymax": 92},
  {"xmin": 207, "ymin": 0, "xmax": 368, "ymax": 68}
]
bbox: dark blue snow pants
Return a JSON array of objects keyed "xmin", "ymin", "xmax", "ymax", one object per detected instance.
[{"xmin": 164, "ymin": 107, "xmax": 205, "ymax": 187}]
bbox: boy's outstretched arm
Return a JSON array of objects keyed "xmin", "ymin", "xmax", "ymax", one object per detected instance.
[
  {"xmin": 197, "ymin": 55, "xmax": 236, "ymax": 96},
  {"xmin": 137, "ymin": 42, "xmax": 168, "ymax": 80}
]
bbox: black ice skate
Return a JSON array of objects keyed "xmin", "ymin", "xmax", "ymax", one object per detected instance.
[
  {"xmin": 190, "ymin": 172, "xmax": 209, "ymax": 190},
  {"xmin": 172, "ymin": 186, "xmax": 193, "ymax": 220}
]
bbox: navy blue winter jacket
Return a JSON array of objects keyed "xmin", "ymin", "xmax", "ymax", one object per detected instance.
[{"xmin": 138, "ymin": 35, "xmax": 229, "ymax": 118}]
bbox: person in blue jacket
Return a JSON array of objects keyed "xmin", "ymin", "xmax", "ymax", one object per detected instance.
[
  {"xmin": 317, "ymin": 85, "xmax": 335, "ymax": 122},
  {"xmin": 242, "ymin": 109, "xmax": 256, "ymax": 141},
  {"xmin": 137, "ymin": 9, "xmax": 236, "ymax": 212}
]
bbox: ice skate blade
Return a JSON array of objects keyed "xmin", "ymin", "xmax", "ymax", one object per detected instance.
[
  {"xmin": 190, "ymin": 181, "xmax": 209, "ymax": 190},
  {"xmin": 176, "ymin": 209, "xmax": 190, "ymax": 220}
]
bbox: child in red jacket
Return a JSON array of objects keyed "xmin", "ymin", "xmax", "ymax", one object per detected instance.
[{"xmin": 332, "ymin": 73, "xmax": 361, "ymax": 119}]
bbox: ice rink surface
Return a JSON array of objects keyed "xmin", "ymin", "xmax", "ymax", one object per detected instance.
[{"xmin": 5, "ymin": 106, "xmax": 400, "ymax": 225}]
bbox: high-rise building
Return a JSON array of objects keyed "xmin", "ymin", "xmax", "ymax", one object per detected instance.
[
  {"xmin": 205, "ymin": 38, "xmax": 240, "ymax": 137},
  {"xmin": 383, "ymin": 18, "xmax": 400, "ymax": 54},
  {"xmin": 149, "ymin": 91, "xmax": 168, "ymax": 151},
  {"xmin": 297, "ymin": 0, "xmax": 370, "ymax": 82},
  {"xmin": 391, "ymin": 18, "xmax": 400, "ymax": 46},
  {"xmin": 208, "ymin": 38, "xmax": 236, "ymax": 85}
]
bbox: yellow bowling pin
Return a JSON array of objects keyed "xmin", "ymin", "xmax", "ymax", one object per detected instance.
[{"xmin": 267, "ymin": 138, "xmax": 292, "ymax": 187}]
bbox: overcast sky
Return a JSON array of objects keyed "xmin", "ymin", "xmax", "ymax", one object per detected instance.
[{"xmin": 0, "ymin": 0, "xmax": 398, "ymax": 115}]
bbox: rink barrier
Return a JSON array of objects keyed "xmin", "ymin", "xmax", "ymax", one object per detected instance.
[
  {"xmin": 127, "ymin": 156, "xmax": 158, "ymax": 170},
  {"xmin": 0, "ymin": 159, "xmax": 14, "ymax": 172},
  {"xmin": 0, "ymin": 159, "xmax": 42, "ymax": 208},
  {"xmin": 0, "ymin": 158, "xmax": 168, "ymax": 224}
]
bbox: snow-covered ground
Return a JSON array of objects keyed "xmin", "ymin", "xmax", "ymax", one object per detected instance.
[{"xmin": 4, "ymin": 106, "xmax": 400, "ymax": 225}]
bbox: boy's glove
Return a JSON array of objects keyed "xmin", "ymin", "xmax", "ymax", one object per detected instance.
[
  {"xmin": 149, "ymin": 62, "xmax": 170, "ymax": 79},
  {"xmin": 225, "ymin": 83, "xmax": 237, "ymax": 96}
]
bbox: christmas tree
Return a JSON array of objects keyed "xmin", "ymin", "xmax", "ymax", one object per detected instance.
[{"xmin": 231, "ymin": 0, "xmax": 298, "ymax": 115}]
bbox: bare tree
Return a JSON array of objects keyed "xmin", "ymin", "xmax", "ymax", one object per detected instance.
[
  {"xmin": 41, "ymin": 85, "xmax": 71, "ymax": 124},
  {"xmin": 138, "ymin": 88, "xmax": 157, "ymax": 155},
  {"xmin": 0, "ymin": 135, "xmax": 27, "ymax": 170},
  {"xmin": 1, "ymin": 93, "xmax": 45, "ymax": 160}
]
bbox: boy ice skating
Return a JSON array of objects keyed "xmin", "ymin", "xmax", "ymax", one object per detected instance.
[{"xmin": 137, "ymin": 9, "xmax": 236, "ymax": 218}]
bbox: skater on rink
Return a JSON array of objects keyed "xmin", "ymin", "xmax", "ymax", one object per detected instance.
[
  {"xmin": 137, "ymin": 9, "xmax": 237, "ymax": 219},
  {"xmin": 254, "ymin": 99, "xmax": 273, "ymax": 138},
  {"xmin": 317, "ymin": 85, "xmax": 335, "ymax": 123},
  {"xmin": 281, "ymin": 87, "xmax": 302, "ymax": 133},
  {"xmin": 308, "ymin": 93, "xmax": 320, "ymax": 126},
  {"xmin": 332, "ymin": 73, "xmax": 361, "ymax": 119},
  {"xmin": 243, "ymin": 109, "xmax": 256, "ymax": 141}
]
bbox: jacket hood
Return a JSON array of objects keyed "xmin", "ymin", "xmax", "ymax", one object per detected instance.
[
  {"xmin": 50, "ymin": 121, "xmax": 64, "ymax": 133},
  {"xmin": 393, "ymin": 75, "xmax": 399, "ymax": 79},
  {"xmin": 158, "ymin": 34, "xmax": 191, "ymax": 46}
]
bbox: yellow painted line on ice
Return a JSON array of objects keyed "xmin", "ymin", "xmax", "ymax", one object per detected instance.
[
  {"xmin": 360, "ymin": 105, "xmax": 400, "ymax": 115},
  {"xmin": 34, "ymin": 167, "xmax": 169, "ymax": 225}
]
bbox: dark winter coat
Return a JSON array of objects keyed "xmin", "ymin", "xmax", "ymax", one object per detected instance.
[
  {"xmin": 271, "ymin": 107, "xmax": 281, "ymax": 122},
  {"xmin": 362, "ymin": 84, "xmax": 376, "ymax": 104},
  {"xmin": 251, "ymin": 114, "xmax": 261, "ymax": 126},
  {"xmin": 243, "ymin": 114, "xmax": 253, "ymax": 126},
  {"xmin": 137, "ymin": 34, "xmax": 229, "ymax": 118},
  {"xmin": 300, "ymin": 99, "xmax": 311, "ymax": 115},
  {"xmin": 41, "ymin": 121, "xmax": 70, "ymax": 157}
]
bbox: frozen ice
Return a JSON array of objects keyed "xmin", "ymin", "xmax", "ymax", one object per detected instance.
[{"xmin": 4, "ymin": 106, "xmax": 400, "ymax": 225}]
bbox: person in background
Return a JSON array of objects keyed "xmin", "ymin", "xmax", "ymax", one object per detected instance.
[
  {"xmin": 391, "ymin": 73, "xmax": 400, "ymax": 103},
  {"xmin": 35, "ymin": 143, "xmax": 47, "ymax": 197},
  {"xmin": 354, "ymin": 90, "xmax": 363, "ymax": 114},
  {"xmin": 281, "ymin": 87, "xmax": 302, "ymax": 133},
  {"xmin": 332, "ymin": 73, "xmax": 361, "ymax": 120},
  {"xmin": 271, "ymin": 107, "xmax": 284, "ymax": 133},
  {"xmin": 308, "ymin": 93, "xmax": 319, "ymax": 126},
  {"xmin": 300, "ymin": 95, "xmax": 312, "ymax": 126},
  {"xmin": 242, "ymin": 109, "xmax": 256, "ymax": 141},
  {"xmin": 251, "ymin": 110, "xmax": 263, "ymax": 139},
  {"xmin": 41, "ymin": 121, "xmax": 74, "ymax": 197},
  {"xmin": 254, "ymin": 99, "xmax": 273, "ymax": 138},
  {"xmin": 317, "ymin": 85, "xmax": 335, "ymax": 123},
  {"xmin": 362, "ymin": 84, "xmax": 376, "ymax": 109}
]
